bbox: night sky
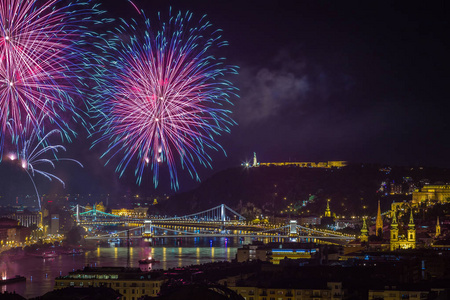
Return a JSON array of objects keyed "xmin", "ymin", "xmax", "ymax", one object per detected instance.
[{"xmin": 1, "ymin": 0, "xmax": 449, "ymax": 198}]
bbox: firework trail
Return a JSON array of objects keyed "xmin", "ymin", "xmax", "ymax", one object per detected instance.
[
  {"xmin": 0, "ymin": 0, "xmax": 109, "ymax": 152},
  {"xmin": 91, "ymin": 10, "xmax": 238, "ymax": 190},
  {"xmin": 7, "ymin": 115, "xmax": 83, "ymax": 209}
]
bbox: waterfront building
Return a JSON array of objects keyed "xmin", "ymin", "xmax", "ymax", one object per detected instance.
[
  {"xmin": 0, "ymin": 218, "xmax": 31, "ymax": 246},
  {"xmin": 390, "ymin": 210, "xmax": 416, "ymax": 251},
  {"xmin": 54, "ymin": 267, "xmax": 165, "ymax": 300},
  {"xmin": 50, "ymin": 214, "xmax": 59, "ymax": 235},
  {"xmin": 236, "ymin": 242, "xmax": 320, "ymax": 264},
  {"xmin": 411, "ymin": 185, "xmax": 450, "ymax": 206},
  {"xmin": 8, "ymin": 210, "xmax": 42, "ymax": 228},
  {"xmin": 236, "ymin": 243, "xmax": 270, "ymax": 263}
]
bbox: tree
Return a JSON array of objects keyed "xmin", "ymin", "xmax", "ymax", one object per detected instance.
[{"xmin": 65, "ymin": 226, "xmax": 86, "ymax": 245}]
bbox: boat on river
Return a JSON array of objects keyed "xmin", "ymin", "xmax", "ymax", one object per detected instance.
[
  {"xmin": 62, "ymin": 248, "xmax": 83, "ymax": 255},
  {"xmin": 138, "ymin": 256, "xmax": 159, "ymax": 264},
  {"xmin": 42, "ymin": 251, "xmax": 58, "ymax": 258},
  {"xmin": 0, "ymin": 275, "xmax": 26, "ymax": 285}
]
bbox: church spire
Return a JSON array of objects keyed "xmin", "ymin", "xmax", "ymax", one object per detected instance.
[
  {"xmin": 391, "ymin": 209, "xmax": 398, "ymax": 227},
  {"xmin": 360, "ymin": 217, "xmax": 368, "ymax": 243},
  {"xmin": 408, "ymin": 209, "xmax": 415, "ymax": 229},
  {"xmin": 436, "ymin": 216, "xmax": 441, "ymax": 237},
  {"xmin": 324, "ymin": 199, "xmax": 331, "ymax": 217},
  {"xmin": 376, "ymin": 200, "xmax": 383, "ymax": 236}
]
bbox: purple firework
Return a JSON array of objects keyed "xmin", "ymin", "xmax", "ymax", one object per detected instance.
[{"xmin": 92, "ymin": 10, "xmax": 238, "ymax": 190}]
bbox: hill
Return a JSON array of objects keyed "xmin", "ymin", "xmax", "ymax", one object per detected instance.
[{"xmin": 153, "ymin": 164, "xmax": 450, "ymax": 219}]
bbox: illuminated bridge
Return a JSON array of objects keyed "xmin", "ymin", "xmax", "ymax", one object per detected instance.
[{"xmin": 73, "ymin": 205, "xmax": 355, "ymax": 244}]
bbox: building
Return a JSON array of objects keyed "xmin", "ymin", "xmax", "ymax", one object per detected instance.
[
  {"xmin": 222, "ymin": 279, "xmax": 344, "ymax": 300},
  {"xmin": 236, "ymin": 242, "xmax": 270, "ymax": 263},
  {"xmin": 236, "ymin": 242, "xmax": 319, "ymax": 264},
  {"xmin": 50, "ymin": 214, "xmax": 59, "ymax": 235},
  {"xmin": 54, "ymin": 266, "xmax": 165, "ymax": 300},
  {"xmin": 412, "ymin": 185, "xmax": 450, "ymax": 206},
  {"xmin": 369, "ymin": 289, "xmax": 427, "ymax": 300},
  {"xmin": 8, "ymin": 210, "xmax": 42, "ymax": 228},
  {"xmin": 390, "ymin": 210, "xmax": 416, "ymax": 251},
  {"xmin": 111, "ymin": 207, "xmax": 148, "ymax": 219},
  {"xmin": 390, "ymin": 182, "xmax": 403, "ymax": 195},
  {"xmin": 0, "ymin": 218, "xmax": 31, "ymax": 246},
  {"xmin": 298, "ymin": 215, "xmax": 321, "ymax": 226},
  {"xmin": 259, "ymin": 161, "xmax": 347, "ymax": 168}
]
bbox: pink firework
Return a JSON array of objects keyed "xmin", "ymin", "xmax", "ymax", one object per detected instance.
[
  {"xmin": 92, "ymin": 11, "xmax": 238, "ymax": 190},
  {"xmin": 0, "ymin": 0, "xmax": 99, "ymax": 148}
]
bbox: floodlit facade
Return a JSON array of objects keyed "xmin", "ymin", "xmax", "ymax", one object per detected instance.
[
  {"xmin": 259, "ymin": 161, "xmax": 347, "ymax": 168},
  {"xmin": 411, "ymin": 185, "xmax": 450, "ymax": 206},
  {"xmin": 54, "ymin": 267, "xmax": 165, "ymax": 300},
  {"xmin": 390, "ymin": 211, "xmax": 416, "ymax": 251},
  {"xmin": 111, "ymin": 207, "xmax": 148, "ymax": 218}
]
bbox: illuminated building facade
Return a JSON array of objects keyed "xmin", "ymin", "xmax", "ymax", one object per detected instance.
[
  {"xmin": 8, "ymin": 211, "xmax": 42, "ymax": 228},
  {"xmin": 390, "ymin": 210, "xmax": 416, "ymax": 251},
  {"xmin": 0, "ymin": 218, "xmax": 31, "ymax": 246},
  {"xmin": 111, "ymin": 207, "xmax": 148, "ymax": 219},
  {"xmin": 85, "ymin": 202, "xmax": 106, "ymax": 212},
  {"xmin": 411, "ymin": 185, "xmax": 450, "ymax": 206},
  {"xmin": 259, "ymin": 161, "xmax": 347, "ymax": 168},
  {"xmin": 54, "ymin": 267, "xmax": 165, "ymax": 300}
]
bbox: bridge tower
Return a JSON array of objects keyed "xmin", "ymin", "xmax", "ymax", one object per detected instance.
[
  {"xmin": 221, "ymin": 204, "xmax": 226, "ymax": 222},
  {"xmin": 76, "ymin": 204, "xmax": 80, "ymax": 223},
  {"xmin": 289, "ymin": 220, "xmax": 299, "ymax": 242},
  {"xmin": 143, "ymin": 220, "xmax": 153, "ymax": 237}
]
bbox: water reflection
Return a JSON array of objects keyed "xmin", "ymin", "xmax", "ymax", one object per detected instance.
[{"xmin": 1, "ymin": 237, "xmax": 238, "ymax": 299}]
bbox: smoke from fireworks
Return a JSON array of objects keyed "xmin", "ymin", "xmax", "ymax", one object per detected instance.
[
  {"xmin": 6, "ymin": 114, "xmax": 83, "ymax": 209},
  {"xmin": 91, "ymin": 10, "xmax": 238, "ymax": 190}
]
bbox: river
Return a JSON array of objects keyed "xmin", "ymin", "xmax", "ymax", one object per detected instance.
[{"xmin": 0, "ymin": 237, "xmax": 241, "ymax": 299}]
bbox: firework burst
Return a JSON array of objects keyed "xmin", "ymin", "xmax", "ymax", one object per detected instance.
[
  {"xmin": 91, "ymin": 10, "xmax": 238, "ymax": 190},
  {"xmin": 7, "ymin": 114, "xmax": 83, "ymax": 209},
  {"xmin": 0, "ymin": 0, "xmax": 108, "ymax": 151}
]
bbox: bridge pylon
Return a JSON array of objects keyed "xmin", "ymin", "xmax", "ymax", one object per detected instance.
[
  {"xmin": 289, "ymin": 220, "xmax": 299, "ymax": 242},
  {"xmin": 142, "ymin": 220, "xmax": 153, "ymax": 238}
]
